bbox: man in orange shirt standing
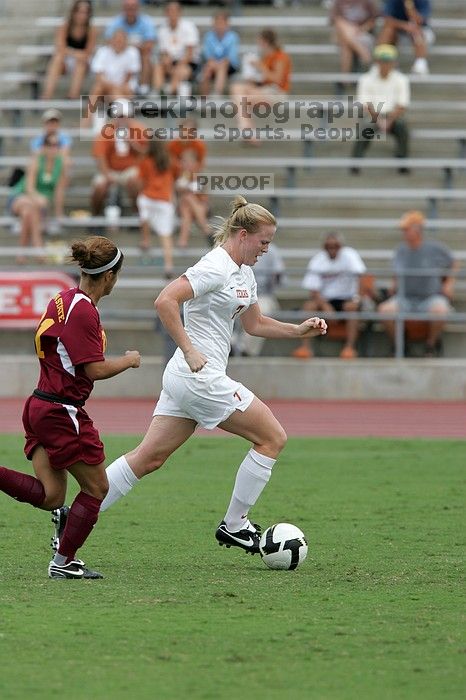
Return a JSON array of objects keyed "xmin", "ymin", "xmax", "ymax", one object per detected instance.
[{"xmin": 91, "ymin": 98, "xmax": 147, "ymax": 216}]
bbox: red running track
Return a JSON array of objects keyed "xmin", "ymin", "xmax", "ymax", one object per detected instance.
[{"xmin": 0, "ymin": 398, "xmax": 465, "ymax": 438}]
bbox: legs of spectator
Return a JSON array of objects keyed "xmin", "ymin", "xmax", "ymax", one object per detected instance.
[
  {"xmin": 139, "ymin": 220, "xmax": 151, "ymax": 252},
  {"xmin": 340, "ymin": 300, "xmax": 360, "ymax": 358},
  {"xmin": 41, "ymin": 52, "xmax": 65, "ymax": 100},
  {"xmin": 199, "ymin": 61, "xmax": 216, "ymax": 96},
  {"xmin": 334, "ymin": 18, "xmax": 371, "ymax": 73},
  {"xmin": 390, "ymin": 118, "xmax": 409, "ymax": 160},
  {"xmin": 351, "ymin": 120, "xmax": 376, "ymax": 169},
  {"xmin": 378, "ymin": 298, "xmax": 398, "ymax": 351},
  {"xmin": 91, "ymin": 180, "xmax": 110, "ymax": 216},
  {"xmin": 292, "ymin": 299, "xmax": 320, "ymax": 358},
  {"xmin": 425, "ymin": 298, "xmax": 450, "ymax": 355},
  {"xmin": 213, "ymin": 59, "xmax": 230, "ymax": 96},
  {"xmin": 170, "ymin": 62, "xmax": 193, "ymax": 96},
  {"xmin": 139, "ymin": 41, "xmax": 154, "ymax": 91},
  {"xmin": 376, "ymin": 18, "xmax": 398, "ymax": 47},
  {"xmin": 158, "ymin": 234, "xmax": 174, "ymax": 278},
  {"xmin": 68, "ymin": 55, "xmax": 88, "ymax": 100},
  {"xmin": 12, "ymin": 195, "xmax": 46, "ymax": 262},
  {"xmin": 177, "ymin": 192, "xmax": 193, "ymax": 247},
  {"xmin": 124, "ymin": 175, "xmax": 141, "ymax": 211},
  {"xmin": 187, "ymin": 193, "xmax": 211, "ymax": 239},
  {"xmin": 230, "ymin": 82, "xmax": 255, "ymax": 133}
]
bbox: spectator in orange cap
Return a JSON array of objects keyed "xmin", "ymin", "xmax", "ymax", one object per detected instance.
[{"xmin": 378, "ymin": 211, "xmax": 458, "ymax": 357}]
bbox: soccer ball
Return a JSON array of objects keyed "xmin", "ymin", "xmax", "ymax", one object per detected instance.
[{"xmin": 259, "ymin": 523, "xmax": 308, "ymax": 570}]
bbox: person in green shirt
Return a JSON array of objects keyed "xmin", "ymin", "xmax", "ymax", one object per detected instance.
[{"xmin": 9, "ymin": 134, "xmax": 67, "ymax": 263}]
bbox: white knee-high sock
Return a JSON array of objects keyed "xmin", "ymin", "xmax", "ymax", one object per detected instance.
[
  {"xmin": 223, "ymin": 448, "xmax": 276, "ymax": 532},
  {"xmin": 100, "ymin": 455, "xmax": 139, "ymax": 512}
]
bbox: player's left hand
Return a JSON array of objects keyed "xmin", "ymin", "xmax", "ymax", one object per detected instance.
[{"xmin": 297, "ymin": 317, "xmax": 327, "ymax": 337}]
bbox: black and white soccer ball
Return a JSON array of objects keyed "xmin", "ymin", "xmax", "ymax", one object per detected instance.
[{"xmin": 259, "ymin": 523, "xmax": 308, "ymax": 570}]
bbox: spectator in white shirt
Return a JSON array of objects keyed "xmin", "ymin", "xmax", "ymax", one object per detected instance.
[
  {"xmin": 152, "ymin": 1, "xmax": 200, "ymax": 96},
  {"xmin": 90, "ymin": 29, "xmax": 141, "ymax": 100},
  {"xmin": 351, "ymin": 43, "xmax": 410, "ymax": 173},
  {"xmin": 292, "ymin": 233, "xmax": 366, "ymax": 360}
]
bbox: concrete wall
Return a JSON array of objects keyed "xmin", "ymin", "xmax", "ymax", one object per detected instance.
[{"xmin": 2, "ymin": 356, "xmax": 466, "ymax": 401}]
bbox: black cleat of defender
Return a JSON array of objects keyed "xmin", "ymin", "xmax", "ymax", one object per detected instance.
[
  {"xmin": 50, "ymin": 506, "xmax": 69, "ymax": 554},
  {"xmin": 48, "ymin": 559, "xmax": 104, "ymax": 580},
  {"xmin": 215, "ymin": 521, "xmax": 262, "ymax": 555}
]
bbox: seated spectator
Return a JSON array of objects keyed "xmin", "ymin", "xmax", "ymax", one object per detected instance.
[
  {"xmin": 105, "ymin": 0, "xmax": 156, "ymax": 95},
  {"xmin": 8, "ymin": 135, "xmax": 67, "ymax": 263},
  {"xmin": 292, "ymin": 233, "xmax": 366, "ymax": 359},
  {"xmin": 42, "ymin": 0, "xmax": 97, "ymax": 100},
  {"xmin": 30, "ymin": 109, "xmax": 71, "ymax": 233},
  {"xmin": 199, "ymin": 11, "xmax": 240, "ymax": 96},
  {"xmin": 232, "ymin": 242, "xmax": 285, "ymax": 357},
  {"xmin": 90, "ymin": 29, "xmax": 141, "ymax": 101},
  {"xmin": 230, "ymin": 29, "xmax": 292, "ymax": 143},
  {"xmin": 378, "ymin": 211, "xmax": 457, "ymax": 357},
  {"xmin": 168, "ymin": 118, "xmax": 211, "ymax": 247},
  {"xmin": 377, "ymin": 0, "xmax": 432, "ymax": 75},
  {"xmin": 30, "ymin": 109, "xmax": 72, "ymax": 156},
  {"xmin": 330, "ymin": 0, "xmax": 378, "ymax": 75},
  {"xmin": 351, "ymin": 44, "xmax": 410, "ymax": 173},
  {"xmin": 91, "ymin": 98, "xmax": 146, "ymax": 216},
  {"xmin": 153, "ymin": 1, "xmax": 200, "ymax": 96},
  {"xmin": 137, "ymin": 139, "xmax": 175, "ymax": 277}
]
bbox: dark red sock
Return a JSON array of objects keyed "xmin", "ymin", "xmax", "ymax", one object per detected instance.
[
  {"xmin": 0, "ymin": 466, "xmax": 45, "ymax": 507},
  {"xmin": 58, "ymin": 491, "xmax": 102, "ymax": 562}
]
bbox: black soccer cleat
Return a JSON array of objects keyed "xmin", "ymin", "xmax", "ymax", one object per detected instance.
[
  {"xmin": 215, "ymin": 521, "xmax": 262, "ymax": 555},
  {"xmin": 50, "ymin": 506, "xmax": 69, "ymax": 555},
  {"xmin": 48, "ymin": 559, "xmax": 104, "ymax": 580}
]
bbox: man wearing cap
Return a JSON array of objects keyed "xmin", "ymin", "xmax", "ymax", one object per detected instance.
[
  {"xmin": 351, "ymin": 44, "xmax": 410, "ymax": 173},
  {"xmin": 378, "ymin": 211, "xmax": 457, "ymax": 357}
]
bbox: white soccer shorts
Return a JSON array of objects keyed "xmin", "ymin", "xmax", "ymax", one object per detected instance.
[
  {"xmin": 153, "ymin": 366, "xmax": 255, "ymax": 429},
  {"xmin": 137, "ymin": 194, "xmax": 175, "ymax": 237}
]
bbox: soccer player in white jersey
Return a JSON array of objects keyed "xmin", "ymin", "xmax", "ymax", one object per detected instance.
[{"xmin": 81, "ymin": 197, "xmax": 326, "ymax": 554}]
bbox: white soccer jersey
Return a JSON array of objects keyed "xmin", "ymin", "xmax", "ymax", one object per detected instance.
[{"xmin": 169, "ymin": 246, "xmax": 257, "ymax": 374}]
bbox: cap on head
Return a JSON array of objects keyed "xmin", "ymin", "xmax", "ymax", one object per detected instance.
[
  {"xmin": 399, "ymin": 210, "xmax": 426, "ymax": 229},
  {"xmin": 373, "ymin": 44, "xmax": 398, "ymax": 62},
  {"xmin": 42, "ymin": 108, "xmax": 62, "ymax": 122}
]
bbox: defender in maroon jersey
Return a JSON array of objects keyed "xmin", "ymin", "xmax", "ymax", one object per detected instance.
[{"xmin": 0, "ymin": 237, "xmax": 141, "ymax": 579}]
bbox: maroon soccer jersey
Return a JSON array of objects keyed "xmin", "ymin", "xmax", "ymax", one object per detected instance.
[{"xmin": 34, "ymin": 288, "xmax": 105, "ymax": 404}]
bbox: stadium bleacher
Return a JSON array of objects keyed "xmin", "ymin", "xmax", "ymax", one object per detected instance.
[{"xmin": 1, "ymin": 0, "xmax": 465, "ymax": 359}]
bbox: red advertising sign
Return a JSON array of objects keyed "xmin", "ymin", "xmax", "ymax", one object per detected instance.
[{"xmin": 0, "ymin": 272, "xmax": 77, "ymax": 328}]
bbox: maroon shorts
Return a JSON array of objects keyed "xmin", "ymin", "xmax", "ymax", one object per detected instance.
[{"xmin": 22, "ymin": 396, "xmax": 105, "ymax": 471}]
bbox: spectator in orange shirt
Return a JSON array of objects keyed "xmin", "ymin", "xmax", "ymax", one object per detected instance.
[
  {"xmin": 168, "ymin": 118, "xmax": 212, "ymax": 248},
  {"xmin": 91, "ymin": 99, "xmax": 146, "ymax": 215},
  {"xmin": 230, "ymin": 29, "xmax": 292, "ymax": 143},
  {"xmin": 137, "ymin": 139, "xmax": 175, "ymax": 277}
]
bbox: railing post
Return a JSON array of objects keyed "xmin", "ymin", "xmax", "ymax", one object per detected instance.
[{"xmin": 394, "ymin": 270, "xmax": 405, "ymax": 359}]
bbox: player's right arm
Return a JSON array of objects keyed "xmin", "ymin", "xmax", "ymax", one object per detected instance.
[
  {"xmin": 84, "ymin": 351, "xmax": 141, "ymax": 381},
  {"xmin": 155, "ymin": 276, "xmax": 207, "ymax": 372}
]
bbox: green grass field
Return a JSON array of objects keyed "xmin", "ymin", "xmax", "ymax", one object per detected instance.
[{"xmin": 0, "ymin": 435, "xmax": 464, "ymax": 700}]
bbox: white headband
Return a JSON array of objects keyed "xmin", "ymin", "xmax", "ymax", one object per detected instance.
[{"xmin": 81, "ymin": 249, "xmax": 122, "ymax": 275}]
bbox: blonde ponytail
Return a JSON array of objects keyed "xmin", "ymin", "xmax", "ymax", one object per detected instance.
[{"xmin": 212, "ymin": 196, "xmax": 276, "ymax": 246}]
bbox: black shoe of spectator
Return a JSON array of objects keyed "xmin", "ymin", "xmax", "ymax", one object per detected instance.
[
  {"xmin": 350, "ymin": 167, "xmax": 360, "ymax": 175},
  {"xmin": 398, "ymin": 167, "xmax": 411, "ymax": 175}
]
